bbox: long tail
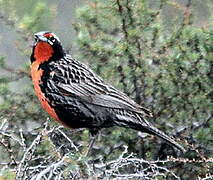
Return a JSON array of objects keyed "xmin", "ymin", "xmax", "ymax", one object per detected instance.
[
  {"xmin": 140, "ymin": 124, "xmax": 186, "ymax": 152},
  {"xmin": 119, "ymin": 119, "xmax": 186, "ymax": 152}
]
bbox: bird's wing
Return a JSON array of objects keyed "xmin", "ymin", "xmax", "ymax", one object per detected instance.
[{"xmin": 47, "ymin": 55, "xmax": 152, "ymax": 117}]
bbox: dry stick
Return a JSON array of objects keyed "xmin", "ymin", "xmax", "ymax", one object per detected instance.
[
  {"xmin": 56, "ymin": 127, "xmax": 79, "ymax": 152},
  {"xmin": 32, "ymin": 154, "xmax": 68, "ymax": 180},
  {"xmin": 0, "ymin": 119, "xmax": 20, "ymax": 166},
  {"xmin": 0, "ymin": 138, "xmax": 17, "ymax": 166},
  {"xmin": 96, "ymin": 149, "xmax": 181, "ymax": 179},
  {"xmin": 16, "ymin": 122, "xmax": 48, "ymax": 180},
  {"xmin": 199, "ymin": 174, "xmax": 213, "ymax": 180}
]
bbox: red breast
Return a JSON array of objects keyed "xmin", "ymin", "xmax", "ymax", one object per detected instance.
[{"xmin": 31, "ymin": 42, "xmax": 60, "ymax": 121}]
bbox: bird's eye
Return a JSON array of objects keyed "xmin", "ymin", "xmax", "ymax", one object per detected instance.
[{"xmin": 49, "ymin": 36, "xmax": 55, "ymax": 42}]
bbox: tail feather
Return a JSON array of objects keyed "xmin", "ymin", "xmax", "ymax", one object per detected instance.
[
  {"xmin": 114, "ymin": 113, "xmax": 185, "ymax": 152},
  {"xmin": 139, "ymin": 125, "xmax": 186, "ymax": 152}
]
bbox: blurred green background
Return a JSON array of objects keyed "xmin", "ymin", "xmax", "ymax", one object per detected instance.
[{"xmin": 0, "ymin": 0, "xmax": 212, "ymax": 179}]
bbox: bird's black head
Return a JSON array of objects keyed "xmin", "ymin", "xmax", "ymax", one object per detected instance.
[{"xmin": 31, "ymin": 31, "xmax": 65, "ymax": 63}]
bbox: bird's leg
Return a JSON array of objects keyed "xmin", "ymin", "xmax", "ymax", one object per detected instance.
[{"xmin": 85, "ymin": 129, "xmax": 99, "ymax": 156}]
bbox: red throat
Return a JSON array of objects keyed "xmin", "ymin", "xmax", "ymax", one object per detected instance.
[{"xmin": 34, "ymin": 42, "xmax": 54, "ymax": 63}]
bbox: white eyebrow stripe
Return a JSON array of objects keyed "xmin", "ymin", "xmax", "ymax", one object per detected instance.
[{"xmin": 48, "ymin": 40, "xmax": 53, "ymax": 45}]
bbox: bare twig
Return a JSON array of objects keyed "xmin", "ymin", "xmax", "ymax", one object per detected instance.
[
  {"xmin": 16, "ymin": 122, "xmax": 48, "ymax": 180},
  {"xmin": 32, "ymin": 154, "xmax": 68, "ymax": 180}
]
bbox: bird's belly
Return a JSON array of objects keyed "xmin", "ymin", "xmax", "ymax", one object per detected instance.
[{"xmin": 52, "ymin": 101, "xmax": 115, "ymax": 130}]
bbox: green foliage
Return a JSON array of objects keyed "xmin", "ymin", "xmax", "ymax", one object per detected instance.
[
  {"xmin": 0, "ymin": 56, "xmax": 5, "ymax": 67},
  {"xmin": 18, "ymin": 2, "xmax": 53, "ymax": 33},
  {"xmin": 75, "ymin": 0, "xmax": 212, "ymax": 140},
  {"xmin": 74, "ymin": 0, "xmax": 213, "ymax": 179},
  {"xmin": 0, "ymin": 0, "xmax": 54, "ymax": 33},
  {"xmin": 0, "ymin": 169, "xmax": 16, "ymax": 180}
]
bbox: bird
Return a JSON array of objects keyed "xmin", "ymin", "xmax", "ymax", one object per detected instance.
[{"xmin": 30, "ymin": 31, "xmax": 185, "ymax": 153}]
